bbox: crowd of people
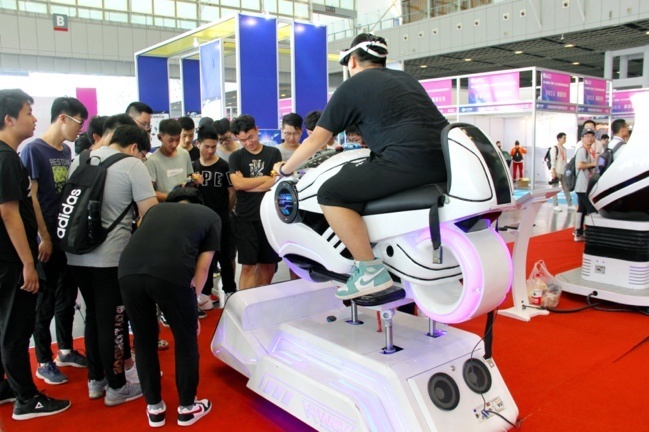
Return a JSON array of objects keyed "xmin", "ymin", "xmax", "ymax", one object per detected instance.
[{"xmin": 0, "ymin": 31, "xmax": 628, "ymax": 428}]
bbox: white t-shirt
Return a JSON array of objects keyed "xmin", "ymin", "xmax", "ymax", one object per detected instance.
[{"xmin": 145, "ymin": 147, "xmax": 193, "ymax": 194}]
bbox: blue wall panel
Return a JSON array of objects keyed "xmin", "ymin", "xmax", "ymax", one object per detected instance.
[
  {"xmin": 182, "ymin": 59, "xmax": 201, "ymax": 115},
  {"xmin": 293, "ymin": 23, "xmax": 328, "ymax": 120},
  {"xmin": 137, "ymin": 56, "xmax": 169, "ymax": 113},
  {"xmin": 238, "ymin": 14, "xmax": 278, "ymax": 129}
]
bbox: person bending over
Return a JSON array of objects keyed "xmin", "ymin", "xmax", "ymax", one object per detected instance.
[
  {"xmin": 273, "ymin": 33, "xmax": 448, "ymax": 300},
  {"xmin": 118, "ymin": 187, "xmax": 220, "ymax": 427}
]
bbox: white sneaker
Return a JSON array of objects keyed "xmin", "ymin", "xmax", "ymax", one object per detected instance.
[
  {"xmin": 197, "ymin": 294, "xmax": 213, "ymax": 311},
  {"xmin": 553, "ymin": 206, "xmax": 562, "ymax": 212},
  {"xmin": 125, "ymin": 364, "xmax": 139, "ymax": 384}
]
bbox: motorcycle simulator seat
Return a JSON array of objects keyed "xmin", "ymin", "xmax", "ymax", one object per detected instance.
[{"xmin": 361, "ymin": 183, "xmax": 447, "ymax": 216}]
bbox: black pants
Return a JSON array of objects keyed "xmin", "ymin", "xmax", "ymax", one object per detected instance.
[
  {"xmin": 0, "ymin": 261, "xmax": 38, "ymax": 402},
  {"xmin": 70, "ymin": 266, "xmax": 130, "ymax": 389},
  {"xmin": 575, "ymin": 192, "xmax": 597, "ymax": 235},
  {"xmin": 34, "ymin": 247, "xmax": 77, "ymax": 363},
  {"xmin": 120, "ymin": 274, "xmax": 199, "ymax": 407}
]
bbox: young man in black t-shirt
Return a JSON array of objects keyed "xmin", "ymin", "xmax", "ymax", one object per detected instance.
[
  {"xmin": 229, "ymin": 115, "xmax": 282, "ymax": 290},
  {"xmin": 0, "ymin": 89, "xmax": 71, "ymax": 419},
  {"xmin": 192, "ymin": 121, "xmax": 237, "ymax": 305},
  {"xmin": 273, "ymin": 33, "xmax": 449, "ymax": 301},
  {"xmin": 118, "ymin": 188, "xmax": 220, "ymax": 427}
]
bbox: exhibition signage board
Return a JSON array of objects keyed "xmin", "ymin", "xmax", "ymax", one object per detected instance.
[
  {"xmin": 459, "ymin": 102, "xmax": 532, "ymax": 114},
  {"xmin": 468, "ymin": 72, "xmax": 520, "ymax": 104},
  {"xmin": 540, "ymin": 71, "xmax": 571, "ymax": 103},
  {"xmin": 613, "ymin": 89, "xmax": 649, "ymax": 115},
  {"xmin": 199, "ymin": 39, "xmax": 224, "ymax": 120},
  {"xmin": 583, "ymin": 78, "xmax": 607, "ymax": 106},
  {"xmin": 279, "ymin": 98, "xmax": 292, "ymax": 118},
  {"xmin": 535, "ymin": 102, "xmax": 576, "ymax": 112},
  {"xmin": 577, "ymin": 105, "xmax": 610, "ymax": 115},
  {"xmin": 420, "ymin": 78, "xmax": 455, "ymax": 114}
]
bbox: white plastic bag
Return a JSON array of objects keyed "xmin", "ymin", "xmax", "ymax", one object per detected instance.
[{"xmin": 526, "ymin": 260, "xmax": 562, "ymax": 308}]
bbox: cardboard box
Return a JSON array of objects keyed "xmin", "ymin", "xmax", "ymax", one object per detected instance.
[{"xmin": 517, "ymin": 178, "xmax": 530, "ymax": 188}]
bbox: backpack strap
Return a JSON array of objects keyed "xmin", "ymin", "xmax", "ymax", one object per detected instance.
[
  {"xmin": 100, "ymin": 152, "xmax": 135, "ymax": 234},
  {"xmin": 610, "ymin": 140, "xmax": 624, "ymax": 155}
]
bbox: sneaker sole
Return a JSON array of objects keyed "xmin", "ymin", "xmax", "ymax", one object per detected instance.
[
  {"xmin": 55, "ymin": 360, "xmax": 87, "ymax": 368},
  {"xmin": 177, "ymin": 403, "xmax": 212, "ymax": 426},
  {"xmin": 335, "ymin": 281, "xmax": 394, "ymax": 300},
  {"xmin": 12, "ymin": 401, "xmax": 71, "ymax": 420},
  {"xmin": 149, "ymin": 418, "xmax": 166, "ymax": 428},
  {"xmin": 104, "ymin": 392, "xmax": 143, "ymax": 407},
  {"xmin": 0, "ymin": 398, "xmax": 16, "ymax": 405},
  {"xmin": 35, "ymin": 371, "xmax": 68, "ymax": 385},
  {"xmin": 198, "ymin": 301, "xmax": 214, "ymax": 311}
]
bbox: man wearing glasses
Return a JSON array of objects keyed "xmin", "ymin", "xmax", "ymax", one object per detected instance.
[
  {"xmin": 278, "ymin": 113, "xmax": 303, "ymax": 161},
  {"xmin": 214, "ymin": 118, "xmax": 241, "ymax": 164},
  {"xmin": 20, "ymin": 97, "xmax": 89, "ymax": 385},
  {"xmin": 125, "ymin": 101, "xmax": 153, "ymax": 133}
]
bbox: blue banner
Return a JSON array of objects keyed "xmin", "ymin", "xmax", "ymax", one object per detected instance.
[
  {"xmin": 199, "ymin": 39, "xmax": 224, "ymax": 119},
  {"xmin": 182, "ymin": 58, "xmax": 200, "ymax": 115},
  {"xmin": 293, "ymin": 23, "xmax": 328, "ymax": 130},
  {"xmin": 136, "ymin": 56, "xmax": 169, "ymax": 113},
  {"xmin": 238, "ymin": 14, "xmax": 278, "ymax": 129}
]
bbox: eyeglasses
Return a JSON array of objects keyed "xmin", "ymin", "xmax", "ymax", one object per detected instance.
[
  {"xmin": 135, "ymin": 119, "xmax": 152, "ymax": 132},
  {"xmin": 283, "ymin": 131, "xmax": 301, "ymax": 137},
  {"xmin": 65, "ymin": 115, "xmax": 84, "ymax": 127}
]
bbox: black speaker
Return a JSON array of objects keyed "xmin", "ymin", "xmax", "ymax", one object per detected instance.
[
  {"xmin": 463, "ymin": 358, "xmax": 492, "ymax": 394},
  {"xmin": 427, "ymin": 373, "xmax": 460, "ymax": 411}
]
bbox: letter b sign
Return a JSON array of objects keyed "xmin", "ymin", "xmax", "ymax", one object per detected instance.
[{"xmin": 53, "ymin": 14, "xmax": 68, "ymax": 32}]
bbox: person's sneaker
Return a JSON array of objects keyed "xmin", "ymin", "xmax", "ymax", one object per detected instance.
[
  {"xmin": 574, "ymin": 234, "xmax": 586, "ymax": 242},
  {"xmin": 55, "ymin": 350, "xmax": 88, "ymax": 368},
  {"xmin": 553, "ymin": 206, "xmax": 562, "ymax": 212},
  {"xmin": 197, "ymin": 307, "xmax": 207, "ymax": 319},
  {"xmin": 12, "ymin": 392, "xmax": 71, "ymax": 420},
  {"xmin": 569, "ymin": 205, "xmax": 578, "ymax": 211},
  {"xmin": 336, "ymin": 259, "xmax": 393, "ymax": 300},
  {"xmin": 159, "ymin": 312, "xmax": 169, "ymax": 327},
  {"xmin": 197, "ymin": 293, "xmax": 214, "ymax": 311},
  {"xmin": 36, "ymin": 361, "xmax": 68, "ymax": 385},
  {"xmin": 148, "ymin": 401, "xmax": 166, "ymax": 428},
  {"xmin": 88, "ymin": 378, "xmax": 108, "ymax": 399},
  {"xmin": 0, "ymin": 383, "xmax": 16, "ymax": 405},
  {"xmin": 104, "ymin": 382, "xmax": 143, "ymax": 407},
  {"xmin": 177, "ymin": 399, "xmax": 212, "ymax": 426}
]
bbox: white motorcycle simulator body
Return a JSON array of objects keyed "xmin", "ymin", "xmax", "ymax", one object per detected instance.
[
  {"xmin": 264, "ymin": 123, "xmax": 515, "ymax": 322},
  {"xmin": 212, "ymin": 123, "xmax": 520, "ymax": 431}
]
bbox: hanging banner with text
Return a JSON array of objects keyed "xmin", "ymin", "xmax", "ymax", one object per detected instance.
[
  {"xmin": 468, "ymin": 72, "xmax": 520, "ymax": 104},
  {"xmin": 583, "ymin": 77, "xmax": 607, "ymax": 106},
  {"xmin": 612, "ymin": 89, "xmax": 649, "ymax": 115},
  {"xmin": 540, "ymin": 71, "xmax": 571, "ymax": 103},
  {"xmin": 419, "ymin": 78, "xmax": 456, "ymax": 114}
]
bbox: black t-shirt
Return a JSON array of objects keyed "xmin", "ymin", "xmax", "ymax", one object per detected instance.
[
  {"xmin": 318, "ymin": 68, "xmax": 449, "ymax": 171},
  {"xmin": 228, "ymin": 145, "xmax": 281, "ymax": 221},
  {"xmin": 192, "ymin": 158, "xmax": 231, "ymax": 220},
  {"xmin": 188, "ymin": 146, "xmax": 200, "ymax": 162},
  {"xmin": 118, "ymin": 203, "xmax": 221, "ymax": 288},
  {"xmin": 0, "ymin": 141, "xmax": 38, "ymax": 263}
]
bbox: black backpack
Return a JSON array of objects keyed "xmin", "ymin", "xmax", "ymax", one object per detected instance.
[
  {"xmin": 597, "ymin": 139, "xmax": 624, "ymax": 175},
  {"xmin": 563, "ymin": 149, "xmax": 583, "ymax": 192},
  {"xmin": 512, "ymin": 148, "xmax": 523, "ymax": 162},
  {"xmin": 544, "ymin": 146, "xmax": 557, "ymax": 170},
  {"xmin": 57, "ymin": 150, "xmax": 133, "ymax": 254}
]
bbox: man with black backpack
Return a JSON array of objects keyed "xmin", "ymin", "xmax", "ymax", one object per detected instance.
[
  {"xmin": 573, "ymin": 128, "xmax": 598, "ymax": 242},
  {"xmin": 597, "ymin": 119, "xmax": 629, "ymax": 175},
  {"xmin": 64, "ymin": 124, "xmax": 157, "ymax": 407}
]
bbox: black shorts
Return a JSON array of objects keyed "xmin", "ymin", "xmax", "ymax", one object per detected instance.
[
  {"xmin": 317, "ymin": 154, "xmax": 445, "ymax": 213},
  {"xmin": 235, "ymin": 219, "xmax": 281, "ymax": 265}
]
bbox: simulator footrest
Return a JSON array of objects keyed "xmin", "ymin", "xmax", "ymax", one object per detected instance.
[{"xmin": 353, "ymin": 287, "xmax": 406, "ymax": 306}]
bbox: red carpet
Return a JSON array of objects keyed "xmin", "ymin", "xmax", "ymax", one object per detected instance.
[{"xmin": 1, "ymin": 228, "xmax": 647, "ymax": 431}]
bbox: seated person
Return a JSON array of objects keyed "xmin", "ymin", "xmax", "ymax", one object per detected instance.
[{"xmin": 273, "ymin": 33, "xmax": 448, "ymax": 300}]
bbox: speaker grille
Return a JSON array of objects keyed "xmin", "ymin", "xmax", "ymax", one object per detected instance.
[
  {"xmin": 428, "ymin": 373, "xmax": 460, "ymax": 411},
  {"xmin": 463, "ymin": 358, "xmax": 492, "ymax": 394}
]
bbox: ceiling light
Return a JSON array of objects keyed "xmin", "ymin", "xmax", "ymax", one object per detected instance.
[
  {"xmin": 420, "ymin": 65, "xmax": 428, "ymax": 68},
  {"xmin": 564, "ymin": 43, "xmax": 575, "ymax": 48},
  {"xmin": 281, "ymin": 93, "xmax": 286, "ymax": 97},
  {"xmin": 514, "ymin": 50, "xmax": 523, "ymax": 54},
  {"xmin": 646, "ymin": 31, "xmax": 649, "ymax": 35},
  {"xmin": 464, "ymin": 58, "xmax": 472, "ymax": 62},
  {"xmin": 572, "ymin": 61, "xmax": 580, "ymax": 65}
]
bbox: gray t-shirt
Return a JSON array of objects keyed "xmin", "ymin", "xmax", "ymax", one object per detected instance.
[
  {"xmin": 575, "ymin": 146, "xmax": 594, "ymax": 193},
  {"xmin": 216, "ymin": 143, "xmax": 241, "ymax": 164},
  {"xmin": 66, "ymin": 147, "xmax": 156, "ymax": 267},
  {"xmin": 278, "ymin": 145, "xmax": 296, "ymax": 162},
  {"xmin": 145, "ymin": 147, "xmax": 193, "ymax": 193}
]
